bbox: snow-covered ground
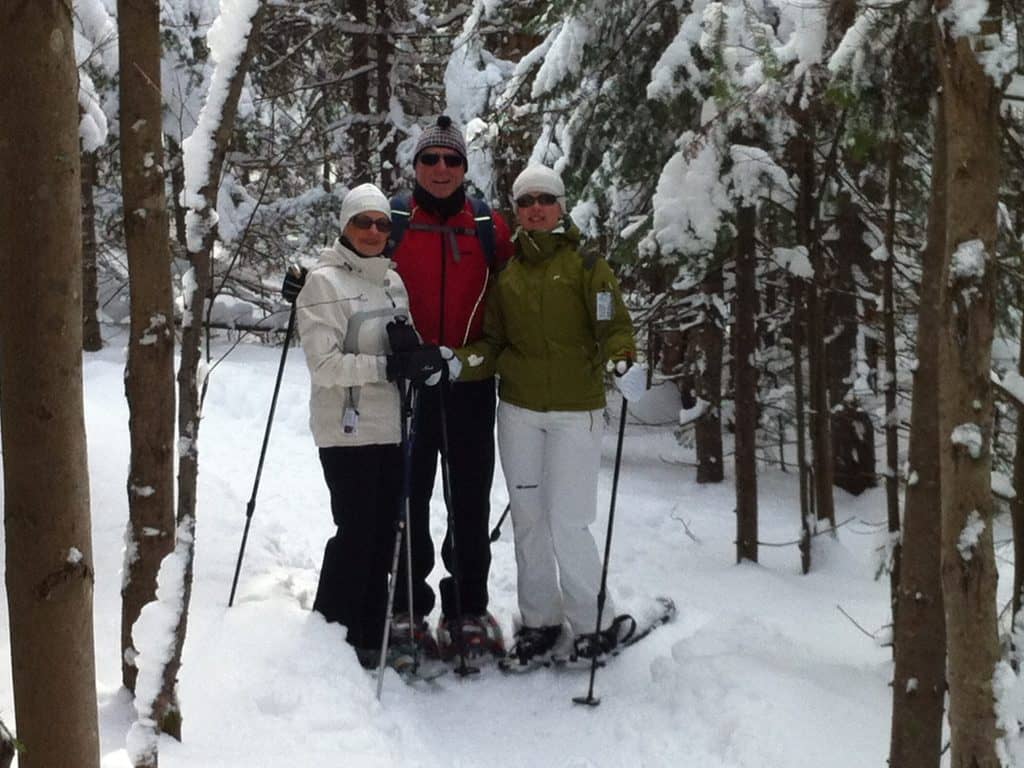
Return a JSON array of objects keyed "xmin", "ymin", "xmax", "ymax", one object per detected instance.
[{"xmin": 2, "ymin": 330, "xmax": 916, "ymax": 766}]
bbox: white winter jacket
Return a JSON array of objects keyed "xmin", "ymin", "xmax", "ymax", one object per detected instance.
[{"xmin": 296, "ymin": 239, "xmax": 411, "ymax": 447}]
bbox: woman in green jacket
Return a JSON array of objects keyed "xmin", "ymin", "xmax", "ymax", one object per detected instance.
[{"xmin": 454, "ymin": 164, "xmax": 635, "ymax": 667}]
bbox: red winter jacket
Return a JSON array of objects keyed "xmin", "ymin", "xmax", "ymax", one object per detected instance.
[{"xmin": 391, "ymin": 198, "xmax": 513, "ymax": 348}]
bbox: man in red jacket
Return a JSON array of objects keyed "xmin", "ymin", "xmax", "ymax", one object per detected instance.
[{"xmin": 389, "ymin": 116, "xmax": 514, "ymax": 660}]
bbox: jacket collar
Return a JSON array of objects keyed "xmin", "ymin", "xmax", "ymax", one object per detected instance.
[
  {"xmin": 320, "ymin": 238, "xmax": 392, "ymax": 285},
  {"xmin": 514, "ymin": 221, "xmax": 581, "ymax": 265}
]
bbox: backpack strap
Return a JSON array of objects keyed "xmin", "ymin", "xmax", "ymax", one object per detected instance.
[
  {"xmin": 387, "ymin": 193, "xmax": 413, "ymax": 255},
  {"xmin": 469, "ymin": 196, "xmax": 497, "ymax": 272}
]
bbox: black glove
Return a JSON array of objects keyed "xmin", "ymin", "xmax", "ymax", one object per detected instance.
[
  {"xmin": 386, "ymin": 317, "xmax": 420, "ymax": 356},
  {"xmin": 403, "ymin": 345, "xmax": 444, "ymax": 384},
  {"xmin": 281, "ymin": 265, "xmax": 307, "ymax": 304}
]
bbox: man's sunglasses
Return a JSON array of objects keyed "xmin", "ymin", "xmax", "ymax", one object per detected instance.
[
  {"xmin": 515, "ymin": 193, "xmax": 559, "ymax": 208},
  {"xmin": 418, "ymin": 152, "xmax": 464, "ymax": 168},
  {"xmin": 349, "ymin": 215, "xmax": 393, "ymax": 233}
]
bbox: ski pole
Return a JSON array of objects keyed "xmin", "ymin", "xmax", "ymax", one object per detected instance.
[
  {"xmin": 489, "ymin": 501, "xmax": 512, "ymax": 542},
  {"xmin": 436, "ymin": 372, "xmax": 480, "ymax": 677},
  {"xmin": 228, "ymin": 303, "xmax": 297, "ymax": 607},
  {"xmin": 378, "ymin": 380, "xmax": 419, "ymax": 700},
  {"xmin": 573, "ymin": 395, "xmax": 629, "ymax": 707}
]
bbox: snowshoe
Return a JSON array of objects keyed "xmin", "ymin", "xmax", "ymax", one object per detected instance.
[
  {"xmin": 573, "ymin": 614, "xmax": 637, "ymax": 660},
  {"xmin": 436, "ymin": 612, "xmax": 505, "ymax": 661},
  {"xmin": 390, "ymin": 613, "xmax": 441, "ymax": 660}
]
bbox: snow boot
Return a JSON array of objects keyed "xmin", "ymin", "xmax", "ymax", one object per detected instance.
[
  {"xmin": 507, "ymin": 624, "xmax": 563, "ymax": 666},
  {"xmin": 573, "ymin": 614, "xmax": 637, "ymax": 660},
  {"xmin": 436, "ymin": 612, "xmax": 505, "ymax": 660}
]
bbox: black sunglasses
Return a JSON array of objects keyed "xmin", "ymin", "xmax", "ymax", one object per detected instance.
[
  {"xmin": 418, "ymin": 152, "xmax": 464, "ymax": 168},
  {"xmin": 349, "ymin": 215, "xmax": 393, "ymax": 233},
  {"xmin": 515, "ymin": 193, "xmax": 559, "ymax": 208}
]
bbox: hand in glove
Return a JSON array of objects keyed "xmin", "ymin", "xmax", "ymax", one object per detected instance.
[
  {"xmin": 281, "ymin": 264, "xmax": 308, "ymax": 304},
  {"xmin": 609, "ymin": 360, "xmax": 648, "ymax": 402},
  {"xmin": 386, "ymin": 317, "xmax": 420, "ymax": 356},
  {"xmin": 404, "ymin": 345, "xmax": 445, "ymax": 384},
  {"xmin": 425, "ymin": 346, "xmax": 463, "ymax": 386}
]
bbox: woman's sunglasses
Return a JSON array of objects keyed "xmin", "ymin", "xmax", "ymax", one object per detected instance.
[
  {"xmin": 515, "ymin": 193, "xmax": 559, "ymax": 208},
  {"xmin": 349, "ymin": 215, "xmax": 393, "ymax": 233},
  {"xmin": 418, "ymin": 152, "xmax": 464, "ymax": 168}
]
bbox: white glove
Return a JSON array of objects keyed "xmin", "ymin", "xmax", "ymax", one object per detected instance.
[
  {"xmin": 613, "ymin": 362, "xmax": 648, "ymax": 402},
  {"xmin": 440, "ymin": 346, "xmax": 462, "ymax": 380}
]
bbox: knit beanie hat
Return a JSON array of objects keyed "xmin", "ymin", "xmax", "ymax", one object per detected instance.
[
  {"xmin": 413, "ymin": 115, "xmax": 468, "ymax": 167},
  {"xmin": 512, "ymin": 164, "xmax": 567, "ymax": 213},
  {"xmin": 339, "ymin": 183, "xmax": 391, "ymax": 231}
]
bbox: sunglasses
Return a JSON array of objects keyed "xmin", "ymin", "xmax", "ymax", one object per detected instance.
[
  {"xmin": 418, "ymin": 152, "xmax": 464, "ymax": 168},
  {"xmin": 349, "ymin": 215, "xmax": 393, "ymax": 233},
  {"xmin": 515, "ymin": 193, "xmax": 559, "ymax": 208}
]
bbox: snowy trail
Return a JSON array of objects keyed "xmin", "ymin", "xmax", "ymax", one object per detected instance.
[{"xmin": 1, "ymin": 340, "xmax": 897, "ymax": 767}]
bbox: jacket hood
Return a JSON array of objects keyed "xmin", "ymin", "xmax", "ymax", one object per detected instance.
[
  {"xmin": 319, "ymin": 238, "xmax": 392, "ymax": 285},
  {"xmin": 514, "ymin": 222, "xmax": 582, "ymax": 265}
]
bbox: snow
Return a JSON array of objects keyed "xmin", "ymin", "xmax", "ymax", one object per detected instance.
[
  {"xmin": 957, "ymin": 510, "xmax": 985, "ymax": 561},
  {"xmin": 950, "ymin": 239, "xmax": 987, "ymax": 283},
  {"xmin": 951, "ymin": 422, "xmax": 985, "ymax": 459},
  {"xmin": 0, "ymin": 338, "xmax": 918, "ymax": 767}
]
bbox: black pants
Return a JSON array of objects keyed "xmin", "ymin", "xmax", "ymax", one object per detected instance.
[
  {"xmin": 394, "ymin": 377, "xmax": 496, "ymax": 619},
  {"xmin": 313, "ymin": 443, "xmax": 402, "ymax": 651}
]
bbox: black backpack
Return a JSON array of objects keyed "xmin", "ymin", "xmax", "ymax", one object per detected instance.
[{"xmin": 388, "ymin": 193, "xmax": 497, "ymax": 271}]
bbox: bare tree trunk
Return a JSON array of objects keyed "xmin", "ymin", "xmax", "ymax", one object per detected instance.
[
  {"xmin": 376, "ymin": 0, "xmax": 397, "ymax": 189},
  {"xmin": 791, "ymin": 277, "xmax": 812, "ymax": 573},
  {"xmin": 1014, "ymin": 296, "xmax": 1024, "ymax": 618},
  {"xmin": 130, "ymin": 10, "xmax": 264, "ymax": 766},
  {"xmin": 351, "ymin": 0, "xmax": 371, "ymax": 180},
  {"xmin": 690, "ymin": 268, "xmax": 725, "ymax": 482},
  {"xmin": 882, "ymin": 137, "xmax": 901, "ymax": 620},
  {"xmin": 81, "ymin": 142, "xmax": 103, "ymax": 351},
  {"xmin": 734, "ymin": 204, "xmax": 759, "ymax": 563},
  {"xmin": 166, "ymin": 136, "xmax": 188, "ymax": 251},
  {"xmin": 0, "ymin": 4, "xmax": 101, "ymax": 766},
  {"xmin": 118, "ymin": 0, "xmax": 177, "ymax": 695},
  {"xmin": 889, "ymin": 96, "xmax": 947, "ymax": 768},
  {"xmin": 935, "ymin": 7, "xmax": 1002, "ymax": 764}
]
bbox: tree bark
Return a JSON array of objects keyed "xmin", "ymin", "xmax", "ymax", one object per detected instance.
[
  {"xmin": 791, "ymin": 276, "xmax": 812, "ymax": 574},
  {"xmin": 350, "ymin": 0, "xmax": 371, "ymax": 180},
  {"xmin": 689, "ymin": 269, "xmax": 725, "ymax": 483},
  {"xmin": 118, "ymin": 0, "xmax": 177, "ymax": 695},
  {"xmin": 888, "ymin": 95, "xmax": 947, "ymax": 768},
  {"xmin": 734, "ymin": 204, "xmax": 759, "ymax": 563},
  {"xmin": 0, "ymin": 3, "xmax": 101, "ymax": 766},
  {"xmin": 81, "ymin": 142, "xmax": 103, "ymax": 351},
  {"xmin": 376, "ymin": 0, "xmax": 397, "ymax": 189},
  {"xmin": 882, "ymin": 137, "xmax": 901, "ymax": 621},
  {"xmin": 934, "ymin": 8, "xmax": 1002, "ymax": 765}
]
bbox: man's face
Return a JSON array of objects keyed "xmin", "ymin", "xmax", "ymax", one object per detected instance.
[{"xmin": 415, "ymin": 147, "xmax": 466, "ymax": 199}]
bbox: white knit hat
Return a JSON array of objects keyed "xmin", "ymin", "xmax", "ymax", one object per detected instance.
[
  {"xmin": 512, "ymin": 165, "xmax": 567, "ymax": 213},
  {"xmin": 339, "ymin": 183, "xmax": 391, "ymax": 231}
]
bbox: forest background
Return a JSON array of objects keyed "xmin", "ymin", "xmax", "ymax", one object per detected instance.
[{"xmin": 2, "ymin": 0, "xmax": 1024, "ymax": 766}]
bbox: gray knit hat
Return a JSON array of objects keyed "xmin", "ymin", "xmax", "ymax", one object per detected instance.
[{"xmin": 413, "ymin": 115, "xmax": 468, "ymax": 167}]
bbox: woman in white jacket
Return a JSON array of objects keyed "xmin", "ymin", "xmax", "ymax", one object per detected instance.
[{"xmin": 296, "ymin": 183, "xmax": 441, "ymax": 669}]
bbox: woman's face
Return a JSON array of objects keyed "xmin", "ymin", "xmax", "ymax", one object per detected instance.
[
  {"xmin": 515, "ymin": 191, "xmax": 562, "ymax": 232},
  {"xmin": 343, "ymin": 210, "xmax": 391, "ymax": 257}
]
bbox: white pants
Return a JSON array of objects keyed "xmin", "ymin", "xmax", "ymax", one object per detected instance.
[{"xmin": 497, "ymin": 401, "xmax": 614, "ymax": 634}]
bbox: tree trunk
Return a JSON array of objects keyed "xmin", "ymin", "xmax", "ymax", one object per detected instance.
[
  {"xmin": 118, "ymin": 0, "xmax": 177, "ymax": 695},
  {"xmin": 376, "ymin": 0, "xmax": 397, "ymax": 189},
  {"xmin": 882, "ymin": 137, "xmax": 901, "ymax": 621},
  {"xmin": 935, "ymin": 8, "xmax": 1002, "ymax": 765},
  {"xmin": 0, "ymin": 718, "xmax": 13, "ymax": 768},
  {"xmin": 81, "ymin": 143, "xmax": 103, "ymax": 351},
  {"xmin": 888, "ymin": 96, "xmax": 947, "ymax": 768},
  {"xmin": 351, "ymin": 0, "xmax": 371, "ymax": 180},
  {"xmin": 791, "ymin": 277, "xmax": 812, "ymax": 574},
  {"xmin": 0, "ymin": 4, "xmax": 101, "ymax": 766},
  {"xmin": 130, "ymin": 9, "xmax": 264, "ymax": 765},
  {"xmin": 690, "ymin": 269, "xmax": 725, "ymax": 482},
  {"xmin": 1014, "ymin": 297, "xmax": 1024, "ymax": 618},
  {"xmin": 734, "ymin": 204, "xmax": 759, "ymax": 563}
]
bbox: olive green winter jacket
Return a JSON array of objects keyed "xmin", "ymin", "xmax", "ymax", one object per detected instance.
[{"xmin": 456, "ymin": 222, "xmax": 634, "ymax": 412}]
